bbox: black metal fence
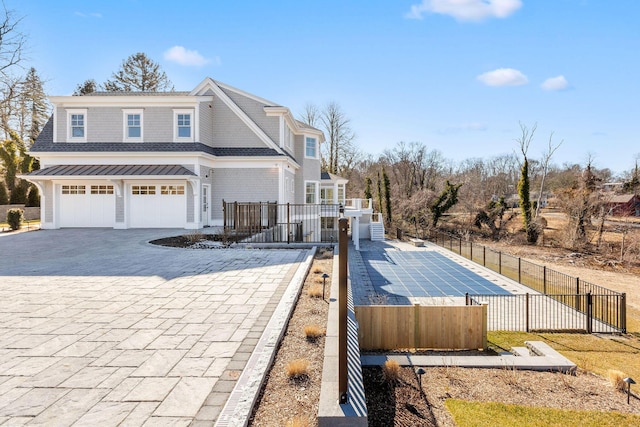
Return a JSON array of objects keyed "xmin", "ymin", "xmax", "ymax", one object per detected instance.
[
  {"xmin": 222, "ymin": 201, "xmax": 341, "ymax": 244},
  {"xmin": 429, "ymin": 229, "xmax": 626, "ymax": 333}
]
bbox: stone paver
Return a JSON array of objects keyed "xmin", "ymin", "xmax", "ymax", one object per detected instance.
[{"xmin": 0, "ymin": 229, "xmax": 307, "ymax": 425}]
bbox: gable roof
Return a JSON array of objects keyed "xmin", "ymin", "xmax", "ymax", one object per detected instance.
[
  {"xmin": 607, "ymin": 194, "xmax": 639, "ymax": 204},
  {"xmin": 321, "ymin": 171, "xmax": 348, "ymax": 183}
]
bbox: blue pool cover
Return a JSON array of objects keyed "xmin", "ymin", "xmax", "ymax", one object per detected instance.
[{"xmin": 360, "ymin": 250, "xmax": 511, "ymax": 298}]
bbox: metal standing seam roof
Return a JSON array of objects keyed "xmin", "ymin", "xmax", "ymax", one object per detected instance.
[{"xmin": 26, "ymin": 164, "xmax": 196, "ymax": 177}]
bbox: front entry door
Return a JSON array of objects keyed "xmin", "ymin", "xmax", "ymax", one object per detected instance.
[{"xmin": 202, "ymin": 184, "xmax": 210, "ymax": 227}]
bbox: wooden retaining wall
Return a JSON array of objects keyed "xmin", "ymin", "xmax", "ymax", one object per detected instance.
[{"xmin": 354, "ymin": 304, "xmax": 487, "ymax": 351}]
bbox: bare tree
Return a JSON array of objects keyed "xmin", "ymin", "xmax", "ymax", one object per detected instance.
[
  {"xmin": 535, "ymin": 132, "xmax": 563, "ymax": 217},
  {"xmin": 0, "ymin": 3, "xmax": 26, "ymax": 78},
  {"xmin": 515, "ymin": 122, "xmax": 538, "ymax": 244},
  {"xmin": 298, "ymin": 103, "xmax": 321, "ymax": 128}
]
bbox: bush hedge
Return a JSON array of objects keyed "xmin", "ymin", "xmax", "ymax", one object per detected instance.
[{"xmin": 7, "ymin": 208, "xmax": 24, "ymax": 230}]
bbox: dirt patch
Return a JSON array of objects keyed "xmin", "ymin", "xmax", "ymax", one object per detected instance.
[{"xmin": 364, "ymin": 365, "xmax": 640, "ymax": 426}]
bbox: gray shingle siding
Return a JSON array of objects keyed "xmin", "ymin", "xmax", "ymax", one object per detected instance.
[
  {"xmin": 199, "ymin": 101, "xmax": 213, "ymax": 146},
  {"xmin": 212, "ymin": 96, "xmax": 264, "ymax": 148},
  {"xmin": 220, "ymin": 88, "xmax": 280, "ymax": 144},
  {"xmin": 211, "ymin": 168, "xmax": 278, "ymax": 221}
]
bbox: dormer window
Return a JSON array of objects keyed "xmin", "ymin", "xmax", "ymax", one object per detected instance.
[
  {"xmin": 123, "ymin": 109, "xmax": 143, "ymax": 141},
  {"xmin": 67, "ymin": 109, "xmax": 87, "ymax": 142},
  {"xmin": 173, "ymin": 109, "xmax": 194, "ymax": 142}
]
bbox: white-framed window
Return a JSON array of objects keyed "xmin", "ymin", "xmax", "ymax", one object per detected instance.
[
  {"xmin": 305, "ymin": 136, "xmax": 318, "ymax": 159},
  {"xmin": 161, "ymin": 185, "xmax": 185, "ymax": 195},
  {"xmin": 132, "ymin": 185, "xmax": 156, "ymax": 195},
  {"xmin": 173, "ymin": 109, "xmax": 194, "ymax": 142},
  {"xmin": 123, "ymin": 109, "xmax": 143, "ymax": 141},
  {"xmin": 338, "ymin": 185, "xmax": 345, "ymax": 204},
  {"xmin": 62, "ymin": 185, "xmax": 86, "ymax": 194},
  {"xmin": 67, "ymin": 109, "xmax": 87, "ymax": 142},
  {"xmin": 285, "ymin": 128, "xmax": 294, "ymax": 151},
  {"xmin": 91, "ymin": 185, "xmax": 114, "ymax": 194},
  {"xmin": 305, "ymin": 181, "xmax": 318, "ymax": 204}
]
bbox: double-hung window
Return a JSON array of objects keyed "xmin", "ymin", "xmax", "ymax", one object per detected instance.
[
  {"xmin": 123, "ymin": 109, "xmax": 143, "ymax": 141},
  {"xmin": 173, "ymin": 109, "xmax": 194, "ymax": 142},
  {"xmin": 305, "ymin": 136, "xmax": 318, "ymax": 158},
  {"xmin": 67, "ymin": 109, "xmax": 87, "ymax": 142},
  {"xmin": 305, "ymin": 181, "xmax": 318, "ymax": 204}
]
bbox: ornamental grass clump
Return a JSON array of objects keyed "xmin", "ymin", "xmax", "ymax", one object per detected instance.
[
  {"xmin": 608, "ymin": 369, "xmax": 626, "ymax": 392},
  {"xmin": 304, "ymin": 324, "xmax": 324, "ymax": 341},
  {"xmin": 383, "ymin": 359, "xmax": 401, "ymax": 384},
  {"xmin": 286, "ymin": 359, "xmax": 309, "ymax": 380},
  {"xmin": 307, "ymin": 284, "xmax": 323, "ymax": 298}
]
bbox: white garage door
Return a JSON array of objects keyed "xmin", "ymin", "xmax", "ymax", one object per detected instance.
[
  {"xmin": 59, "ymin": 184, "xmax": 116, "ymax": 227},
  {"xmin": 129, "ymin": 184, "xmax": 186, "ymax": 228}
]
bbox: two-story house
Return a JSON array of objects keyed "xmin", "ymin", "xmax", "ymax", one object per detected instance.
[{"xmin": 24, "ymin": 77, "xmax": 325, "ymax": 230}]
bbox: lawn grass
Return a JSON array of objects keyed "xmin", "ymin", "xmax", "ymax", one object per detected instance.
[
  {"xmin": 446, "ymin": 399, "xmax": 640, "ymax": 427},
  {"xmin": 488, "ymin": 308, "xmax": 640, "ymax": 384}
]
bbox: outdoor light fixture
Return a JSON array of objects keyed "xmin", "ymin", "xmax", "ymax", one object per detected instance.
[
  {"xmin": 623, "ymin": 377, "xmax": 636, "ymax": 404},
  {"xmin": 322, "ymin": 273, "xmax": 329, "ymax": 300},
  {"xmin": 416, "ymin": 367, "xmax": 426, "ymax": 390}
]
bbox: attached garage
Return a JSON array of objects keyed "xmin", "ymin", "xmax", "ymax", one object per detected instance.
[
  {"xmin": 128, "ymin": 183, "xmax": 187, "ymax": 228},
  {"xmin": 59, "ymin": 183, "xmax": 116, "ymax": 227}
]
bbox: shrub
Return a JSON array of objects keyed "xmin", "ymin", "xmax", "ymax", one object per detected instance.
[
  {"xmin": 286, "ymin": 359, "xmax": 309, "ymax": 380},
  {"xmin": 304, "ymin": 324, "xmax": 324, "ymax": 341},
  {"xmin": 7, "ymin": 208, "xmax": 24, "ymax": 230},
  {"xmin": 0, "ymin": 181, "xmax": 8, "ymax": 205},
  {"xmin": 307, "ymin": 284, "xmax": 323, "ymax": 298},
  {"xmin": 9, "ymin": 181, "xmax": 27, "ymax": 204},
  {"xmin": 26, "ymin": 185, "xmax": 40, "ymax": 207},
  {"xmin": 608, "ymin": 369, "xmax": 626, "ymax": 392},
  {"xmin": 382, "ymin": 359, "xmax": 401, "ymax": 384}
]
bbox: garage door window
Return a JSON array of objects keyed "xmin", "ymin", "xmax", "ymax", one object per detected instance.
[
  {"xmin": 62, "ymin": 185, "xmax": 86, "ymax": 194},
  {"xmin": 161, "ymin": 185, "xmax": 185, "ymax": 195},
  {"xmin": 91, "ymin": 185, "xmax": 114, "ymax": 194},
  {"xmin": 132, "ymin": 185, "xmax": 156, "ymax": 195}
]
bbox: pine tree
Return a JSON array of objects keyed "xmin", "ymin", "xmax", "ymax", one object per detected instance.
[
  {"xmin": 376, "ymin": 171, "xmax": 383, "ymax": 216},
  {"xmin": 103, "ymin": 52, "xmax": 173, "ymax": 92},
  {"xmin": 73, "ymin": 79, "xmax": 97, "ymax": 96},
  {"xmin": 9, "ymin": 179, "xmax": 27, "ymax": 204},
  {"xmin": 382, "ymin": 168, "xmax": 392, "ymax": 226},
  {"xmin": 364, "ymin": 177, "xmax": 372, "ymax": 201},
  {"xmin": 430, "ymin": 180, "xmax": 462, "ymax": 227},
  {"xmin": 19, "ymin": 67, "xmax": 49, "ymax": 146}
]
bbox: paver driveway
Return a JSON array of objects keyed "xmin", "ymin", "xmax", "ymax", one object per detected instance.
[{"xmin": 0, "ymin": 229, "xmax": 307, "ymax": 426}]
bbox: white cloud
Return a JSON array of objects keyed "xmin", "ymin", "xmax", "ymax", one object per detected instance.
[
  {"xmin": 541, "ymin": 75, "xmax": 569, "ymax": 91},
  {"xmin": 163, "ymin": 46, "xmax": 213, "ymax": 67},
  {"xmin": 406, "ymin": 0, "xmax": 522, "ymax": 21},
  {"xmin": 477, "ymin": 68, "xmax": 528, "ymax": 86}
]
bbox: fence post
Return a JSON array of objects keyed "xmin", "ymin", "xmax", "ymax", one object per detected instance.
[
  {"xmin": 465, "ymin": 292, "xmax": 469, "ymax": 306},
  {"xmin": 543, "ymin": 266, "xmax": 547, "ymax": 294},
  {"xmin": 483, "ymin": 246, "xmax": 486, "ymax": 266},
  {"xmin": 482, "ymin": 304, "xmax": 488, "ymax": 351},
  {"xmin": 621, "ymin": 293, "xmax": 627, "ymax": 333},
  {"xmin": 459, "ymin": 237, "xmax": 462, "ymax": 255},
  {"xmin": 338, "ymin": 218, "xmax": 348, "ymax": 404},
  {"xmin": 286, "ymin": 203, "xmax": 291, "ymax": 244},
  {"xmin": 575, "ymin": 277, "xmax": 580, "ymax": 310},
  {"xmin": 470, "ymin": 241, "xmax": 473, "ymax": 261},
  {"xmin": 586, "ymin": 292, "xmax": 593, "ymax": 334},
  {"xmin": 498, "ymin": 252, "xmax": 502, "ymax": 275},
  {"xmin": 525, "ymin": 293, "xmax": 530, "ymax": 333},
  {"xmin": 518, "ymin": 257, "xmax": 521, "ymax": 283}
]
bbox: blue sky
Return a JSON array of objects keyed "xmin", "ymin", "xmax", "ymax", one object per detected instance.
[{"xmin": 8, "ymin": 0, "xmax": 639, "ymax": 175}]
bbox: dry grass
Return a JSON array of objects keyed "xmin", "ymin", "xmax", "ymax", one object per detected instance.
[
  {"xmin": 382, "ymin": 359, "xmax": 401, "ymax": 384},
  {"xmin": 312, "ymin": 267, "xmax": 324, "ymax": 274},
  {"xmin": 307, "ymin": 284, "xmax": 324, "ymax": 298},
  {"xmin": 608, "ymin": 369, "xmax": 627, "ymax": 392},
  {"xmin": 304, "ymin": 324, "xmax": 324, "ymax": 341},
  {"xmin": 285, "ymin": 359, "xmax": 309, "ymax": 381},
  {"xmin": 183, "ymin": 230, "xmax": 204, "ymax": 244},
  {"xmin": 284, "ymin": 416, "xmax": 313, "ymax": 427}
]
